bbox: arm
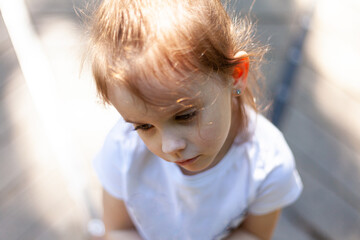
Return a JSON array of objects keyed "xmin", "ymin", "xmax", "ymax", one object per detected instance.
[
  {"xmin": 102, "ymin": 188, "xmax": 142, "ymax": 240},
  {"xmin": 226, "ymin": 209, "xmax": 281, "ymax": 240}
]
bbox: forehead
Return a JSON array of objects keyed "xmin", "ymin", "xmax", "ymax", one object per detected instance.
[
  {"xmin": 124, "ymin": 67, "xmax": 210, "ymax": 106},
  {"xmin": 107, "ymin": 77, "xmax": 223, "ymax": 122},
  {"xmin": 108, "ymin": 83, "xmax": 198, "ymax": 122}
]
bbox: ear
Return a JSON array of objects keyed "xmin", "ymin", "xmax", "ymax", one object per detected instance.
[{"xmin": 232, "ymin": 51, "xmax": 249, "ymax": 91}]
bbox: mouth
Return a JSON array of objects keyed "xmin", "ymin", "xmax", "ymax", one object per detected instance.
[{"xmin": 175, "ymin": 156, "xmax": 199, "ymax": 166}]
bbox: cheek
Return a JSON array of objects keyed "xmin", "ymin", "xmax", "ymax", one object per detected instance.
[
  {"xmin": 196, "ymin": 99, "xmax": 232, "ymax": 148},
  {"xmin": 197, "ymin": 117, "xmax": 231, "ymax": 149},
  {"xmin": 138, "ymin": 134, "xmax": 162, "ymax": 156}
]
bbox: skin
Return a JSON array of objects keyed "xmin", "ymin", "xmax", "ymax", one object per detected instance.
[
  {"xmin": 108, "ymin": 74, "xmax": 238, "ymax": 175},
  {"xmin": 102, "ymin": 52, "xmax": 281, "ymax": 239}
]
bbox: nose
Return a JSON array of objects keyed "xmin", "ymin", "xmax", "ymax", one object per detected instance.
[{"xmin": 161, "ymin": 130, "xmax": 186, "ymax": 156}]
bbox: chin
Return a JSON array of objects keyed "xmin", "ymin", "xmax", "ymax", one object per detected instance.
[{"xmin": 183, "ymin": 161, "xmax": 213, "ymax": 174}]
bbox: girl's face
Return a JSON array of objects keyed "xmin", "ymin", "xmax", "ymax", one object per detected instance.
[{"xmin": 108, "ymin": 78, "xmax": 239, "ymax": 175}]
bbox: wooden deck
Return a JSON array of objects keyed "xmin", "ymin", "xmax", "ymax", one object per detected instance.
[{"xmin": 1, "ymin": 0, "xmax": 359, "ymax": 239}]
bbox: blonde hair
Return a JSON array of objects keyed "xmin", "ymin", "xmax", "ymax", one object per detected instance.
[{"xmin": 87, "ymin": 0, "xmax": 268, "ymax": 130}]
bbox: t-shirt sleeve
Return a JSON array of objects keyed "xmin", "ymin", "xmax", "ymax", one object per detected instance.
[
  {"xmin": 93, "ymin": 123, "xmax": 125, "ymax": 200},
  {"xmin": 248, "ymin": 138, "xmax": 303, "ymax": 215}
]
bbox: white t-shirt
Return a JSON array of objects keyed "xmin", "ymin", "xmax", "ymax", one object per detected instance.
[{"xmin": 93, "ymin": 110, "xmax": 303, "ymax": 240}]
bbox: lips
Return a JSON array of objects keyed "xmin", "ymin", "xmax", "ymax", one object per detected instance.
[{"xmin": 175, "ymin": 156, "xmax": 199, "ymax": 166}]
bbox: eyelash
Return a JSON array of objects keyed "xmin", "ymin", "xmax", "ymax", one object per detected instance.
[
  {"xmin": 175, "ymin": 111, "xmax": 197, "ymax": 121},
  {"xmin": 133, "ymin": 111, "xmax": 197, "ymax": 131},
  {"xmin": 134, "ymin": 124, "xmax": 153, "ymax": 131}
]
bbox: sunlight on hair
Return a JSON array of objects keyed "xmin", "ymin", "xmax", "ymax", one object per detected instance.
[{"xmin": 155, "ymin": 3, "xmax": 186, "ymax": 35}]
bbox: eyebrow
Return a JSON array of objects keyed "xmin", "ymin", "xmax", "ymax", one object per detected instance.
[
  {"xmin": 124, "ymin": 118, "xmax": 142, "ymax": 124},
  {"xmin": 123, "ymin": 105, "xmax": 197, "ymax": 125}
]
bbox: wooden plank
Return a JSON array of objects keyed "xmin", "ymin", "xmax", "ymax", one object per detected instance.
[
  {"xmin": 281, "ymin": 107, "xmax": 360, "ymax": 239},
  {"xmin": 35, "ymin": 207, "xmax": 86, "ymax": 240},
  {"xmin": 303, "ymin": 0, "xmax": 360, "ymax": 101},
  {"xmin": 0, "ymin": 79, "xmax": 32, "ymax": 143},
  {"xmin": 0, "ymin": 48, "xmax": 20, "ymax": 92},
  {"xmin": 0, "ymin": 46, "xmax": 86, "ymax": 240},
  {"xmin": 274, "ymin": 209, "xmax": 317, "ymax": 240},
  {"xmin": 282, "ymin": 103, "xmax": 360, "ymax": 212},
  {"xmin": 285, "ymin": 64, "xmax": 360, "ymax": 177},
  {"xmin": 256, "ymin": 24, "xmax": 294, "ymax": 60},
  {"xmin": 0, "ymin": 13, "xmax": 12, "ymax": 54},
  {"xmin": 0, "ymin": 121, "xmax": 54, "ymax": 208},
  {"xmin": 0, "ymin": 81, "xmax": 86, "ymax": 240},
  {"xmin": 25, "ymin": 0, "xmax": 84, "ymax": 15},
  {"xmin": 228, "ymin": 0, "xmax": 297, "ymax": 22},
  {"xmin": 292, "ymin": 145, "xmax": 360, "ymax": 240},
  {"xmin": 0, "ymin": 51, "xmax": 36, "ymax": 203},
  {"xmin": 0, "ymin": 169, "xmax": 85, "ymax": 240},
  {"xmin": 0, "ymin": 143, "xmax": 32, "ymax": 205},
  {"xmin": 290, "ymin": 65, "xmax": 360, "ymax": 147}
]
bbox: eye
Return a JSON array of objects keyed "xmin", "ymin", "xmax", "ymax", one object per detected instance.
[
  {"xmin": 175, "ymin": 111, "xmax": 197, "ymax": 121},
  {"xmin": 134, "ymin": 124, "xmax": 153, "ymax": 131}
]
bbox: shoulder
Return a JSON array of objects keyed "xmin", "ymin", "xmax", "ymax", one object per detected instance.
[
  {"xmin": 245, "ymin": 110, "xmax": 294, "ymax": 171},
  {"xmin": 92, "ymin": 118, "xmax": 147, "ymax": 199},
  {"xmin": 105, "ymin": 118, "xmax": 139, "ymax": 145},
  {"xmin": 99, "ymin": 118, "xmax": 146, "ymax": 157},
  {"xmin": 242, "ymin": 110, "xmax": 303, "ymax": 215}
]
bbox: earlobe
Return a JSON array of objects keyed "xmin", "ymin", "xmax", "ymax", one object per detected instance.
[{"xmin": 232, "ymin": 51, "xmax": 249, "ymax": 90}]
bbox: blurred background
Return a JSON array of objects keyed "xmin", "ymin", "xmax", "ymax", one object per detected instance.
[{"xmin": 0, "ymin": 0, "xmax": 359, "ymax": 239}]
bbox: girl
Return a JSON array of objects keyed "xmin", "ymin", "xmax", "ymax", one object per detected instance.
[{"xmin": 88, "ymin": 0, "xmax": 303, "ymax": 239}]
